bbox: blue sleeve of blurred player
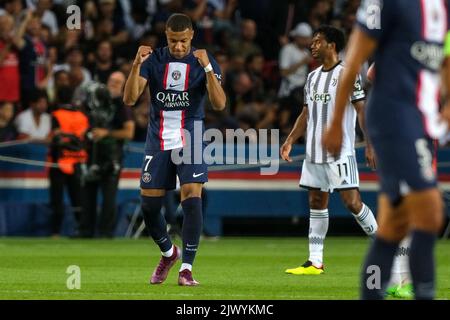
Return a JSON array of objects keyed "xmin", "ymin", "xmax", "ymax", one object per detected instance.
[
  {"xmin": 356, "ymin": 0, "xmax": 396, "ymax": 41},
  {"xmin": 208, "ymin": 53, "xmax": 223, "ymax": 84}
]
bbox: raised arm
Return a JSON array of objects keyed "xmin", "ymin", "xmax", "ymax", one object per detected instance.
[
  {"xmin": 123, "ymin": 46, "xmax": 152, "ymax": 106},
  {"xmin": 193, "ymin": 49, "xmax": 226, "ymax": 111}
]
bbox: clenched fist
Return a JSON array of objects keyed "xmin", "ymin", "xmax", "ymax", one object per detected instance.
[
  {"xmin": 134, "ymin": 46, "xmax": 153, "ymax": 66},
  {"xmin": 193, "ymin": 49, "xmax": 210, "ymax": 68}
]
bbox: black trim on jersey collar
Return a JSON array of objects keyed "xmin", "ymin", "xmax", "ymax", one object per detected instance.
[
  {"xmin": 166, "ymin": 46, "xmax": 194, "ymax": 60},
  {"xmin": 321, "ymin": 60, "xmax": 342, "ymax": 73}
]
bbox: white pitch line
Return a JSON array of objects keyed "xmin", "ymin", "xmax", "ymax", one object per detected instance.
[{"xmin": 0, "ymin": 289, "xmax": 317, "ymax": 299}]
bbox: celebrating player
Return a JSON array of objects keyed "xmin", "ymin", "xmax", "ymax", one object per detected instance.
[{"xmin": 123, "ymin": 13, "xmax": 226, "ymax": 286}]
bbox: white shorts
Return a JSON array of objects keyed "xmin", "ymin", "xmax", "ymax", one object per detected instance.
[{"xmin": 299, "ymin": 155, "xmax": 359, "ymax": 193}]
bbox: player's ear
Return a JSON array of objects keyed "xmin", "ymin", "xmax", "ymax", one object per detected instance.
[
  {"xmin": 189, "ymin": 29, "xmax": 194, "ymax": 40},
  {"xmin": 329, "ymin": 42, "xmax": 336, "ymax": 51}
]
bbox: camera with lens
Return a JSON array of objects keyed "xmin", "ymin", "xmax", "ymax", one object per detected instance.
[{"xmin": 82, "ymin": 82, "xmax": 121, "ymax": 183}]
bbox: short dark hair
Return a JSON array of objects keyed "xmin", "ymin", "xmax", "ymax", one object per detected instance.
[
  {"xmin": 313, "ymin": 25, "xmax": 345, "ymax": 53},
  {"xmin": 29, "ymin": 89, "xmax": 48, "ymax": 104},
  {"xmin": 166, "ymin": 13, "xmax": 193, "ymax": 32},
  {"xmin": 56, "ymin": 86, "xmax": 74, "ymax": 105}
]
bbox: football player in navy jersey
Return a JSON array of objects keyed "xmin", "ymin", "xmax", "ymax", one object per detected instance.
[
  {"xmin": 123, "ymin": 13, "xmax": 226, "ymax": 286},
  {"xmin": 323, "ymin": 0, "xmax": 449, "ymax": 299}
]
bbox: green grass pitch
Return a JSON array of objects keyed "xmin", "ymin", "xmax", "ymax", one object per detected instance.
[{"xmin": 0, "ymin": 237, "xmax": 448, "ymax": 300}]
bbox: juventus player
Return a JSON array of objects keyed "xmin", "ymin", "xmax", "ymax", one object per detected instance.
[{"xmin": 281, "ymin": 25, "xmax": 378, "ymax": 275}]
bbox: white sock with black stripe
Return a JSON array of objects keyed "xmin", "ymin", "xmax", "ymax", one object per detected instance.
[
  {"xmin": 389, "ymin": 236, "xmax": 411, "ymax": 287},
  {"xmin": 308, "ymin": 209, "xmax": 329, "ymax": 267},
  {"xmin": 353, "ymin": 203, "xmax": 378, "ymax": 236}
]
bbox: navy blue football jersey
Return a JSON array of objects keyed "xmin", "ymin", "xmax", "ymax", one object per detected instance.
[
  {"xmin": 139, "ymin": 47, "xmax": 222, "ymax": 152},
  {"xmin": 356, "ymin": 0, "xmax": 449, "ymax": 140}
]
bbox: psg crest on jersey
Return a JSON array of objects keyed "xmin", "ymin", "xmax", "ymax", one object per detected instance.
[
  {"xmin": 142, "ymin": 172, "xmax": 152, "ymax": 183},
  {"xmin": 172, "ymin": 70, "xmax": 182, "ymax": 80}
]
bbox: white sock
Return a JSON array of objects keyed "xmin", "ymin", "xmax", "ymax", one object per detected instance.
[
  {"xmin": 353, "ymin": 203, "xmax": 378, "ymax": 236},
  {"xmin": 389, "ymin": 236, "xmax": 411, "ymax": 287},
  {"xmin": 162, "ymin": 245, "xmax": 174, "ymax": 257},
  {"xmin": 308, "ymin": 209, "xmax": 329, "ymax": 267},
  {"xmin": 180, "ymin": 263, "xmax": 192, "ymax": 272}
]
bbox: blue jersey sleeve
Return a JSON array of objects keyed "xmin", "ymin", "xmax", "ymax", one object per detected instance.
[
  {"xmin": 139, "ymin": 55, "xmax": 153, "ymax": 80},
  {"xmin": 356, "ymin": 0, "xmax": 396, "ymax": 40},
  {"xmin": 208, "ymin": 53, "xmax": 223, "ymax": 84}
]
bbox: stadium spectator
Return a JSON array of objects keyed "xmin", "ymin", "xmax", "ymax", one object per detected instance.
[
  {"xmin": 33, "ymin": 0, "xmax": 59, "ymax": 36},
  {"xmin": 88, "ymin": 39, "xmax": 117, "ymax": 83},
  {"xmin": 79, "ymin": 72, "xmax": 134, "ymax": 238},
  {"xmin": 183, "ymin": 0, "xmax": 237, "ymax": 47},
  {"xmin": 47, "ymin": 69, "xmax": 70, "ymax": 105},
  {"xmin": 236, "ymin": 95, "xmax": 276, "ymax": 132},
  {"xmin": 19, "ymin": 14, "xmax": 53, "ymax": 107},
  {"xmin": 85, "ymin": 0, "xmax": 129, "ymax": 50},
  {"xmin": 48, "ymin": 85, "xmax": 89, "ymax": 237},
  {"xmin": 0, "ymin": 0, "xmax": 24, "ymax": 22},
  {"xmin": 228, "ymin": 19, "xmax": 262, "ymax": 61},
  {"xmin": 14, "ymin": 89, "xmax": 51, "ymax": 142},
  {"xmin": 132, "ymin": 90, "xmax": 150, "ymax": 142},
  {"xmin": 0, "ymin": 101, "xmax": 16, "ymax": 142},
  {"xmin": 228, "ymin": 70, "xmax": 254, "ymax": 116},
  {"xmin": 307, "ymin": 0, "xmax": 333, "ymax": 31},
  {"xmin": 54, "ymin": 46, "xmax": 92, "ymax": 87},
  {"xmin": 264, "ymin": 0, "xmax": 308, "ymax": 59},
  {"xmin": 277, "ymin": 22, "xmax": 312, "ymax": 141},
  {"xmin": 0, "ymin": 13, "xmax": 27, "ymax": 104},
  {"xmin": 245, "ymin": 53, "xmax": 268, "ymax": 98}
]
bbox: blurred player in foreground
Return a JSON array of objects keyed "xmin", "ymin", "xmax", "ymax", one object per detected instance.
[
  {"xmin": 366, "ymin": 63, "xmax": 413, "ymax": 299},
  {"xmin": 323, "ymin": 0, "xmax": 448, "ymax": 300}
]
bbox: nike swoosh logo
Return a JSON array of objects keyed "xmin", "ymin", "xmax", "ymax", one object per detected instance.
[
  {"xmin": 193, "ymin": 173, "xmax": 204, "ymax": 178},
  {"xmin": 186, "ymin": 244, "xmax": 197, "ymax": 247},
  {"xmin": 169, "ymin": 83, "xmax": 182, "ymax": 88}
]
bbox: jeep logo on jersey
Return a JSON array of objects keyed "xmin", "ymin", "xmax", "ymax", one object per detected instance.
[
  {"xmin": 411, "ymin": 42, "xmax": 444, "ymax": 71},
  {"xmin": 312, "ymin": 91, "xmax": 331, "ymax": 104},
  {"xmin": 172, "ymin": 70, "xmax": 182, "ymax": 80},
  {"xmin": 156, "ymin": 91, "xmax": 190, "ymax": 108}
]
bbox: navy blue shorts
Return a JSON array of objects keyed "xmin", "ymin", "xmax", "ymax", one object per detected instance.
[
  {"xmin": 140, "ymin": 145, "xmax": 208, "ymax": 190},
  {"xmin": 371, "ymin": 136, "xmax": 437, "ymax": 205}
]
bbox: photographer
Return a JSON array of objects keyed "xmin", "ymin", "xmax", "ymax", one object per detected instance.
[
  {"xmin": 79, "ymin": 71, "xmax": 134, "ymax": 238},
  {"xmin": 48, "ymin": 86, "xmax": 89, "ymax": 237}
]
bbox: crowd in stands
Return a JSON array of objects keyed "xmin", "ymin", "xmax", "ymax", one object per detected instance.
[{"xmin": 0, "ymin": 0, "xmax": 365, "ymax": 145}]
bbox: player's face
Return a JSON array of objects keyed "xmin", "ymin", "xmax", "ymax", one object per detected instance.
[
  {"xmin": 166, "ymin": 28, "xmax": 194, "ymax": 59},
  {"xmin": 310, "ymin": 33, "xmax": 331, "ymax": 61}
]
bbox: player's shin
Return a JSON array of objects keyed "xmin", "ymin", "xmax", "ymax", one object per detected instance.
[
  {"xmin": 361, "ymin": 236, "xmax": 399, "ymax": 300},
  {"xmin": 180, "ymin": 197, "xmax": 203, "ymax": 271},
  {"xmin": 409, "ymin": 230, "xmax": 437, "ymax": 300},
  {"xmin": 141, "ymin": 195, "xmax": 173, "ymax": 254},
  {"xmin": 308, "ymin": 209, "xmax": 329, "ymax": 267},
  {"xmin": 389, "ymin": 236, "xmax": 411, "ymax": 287}
]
